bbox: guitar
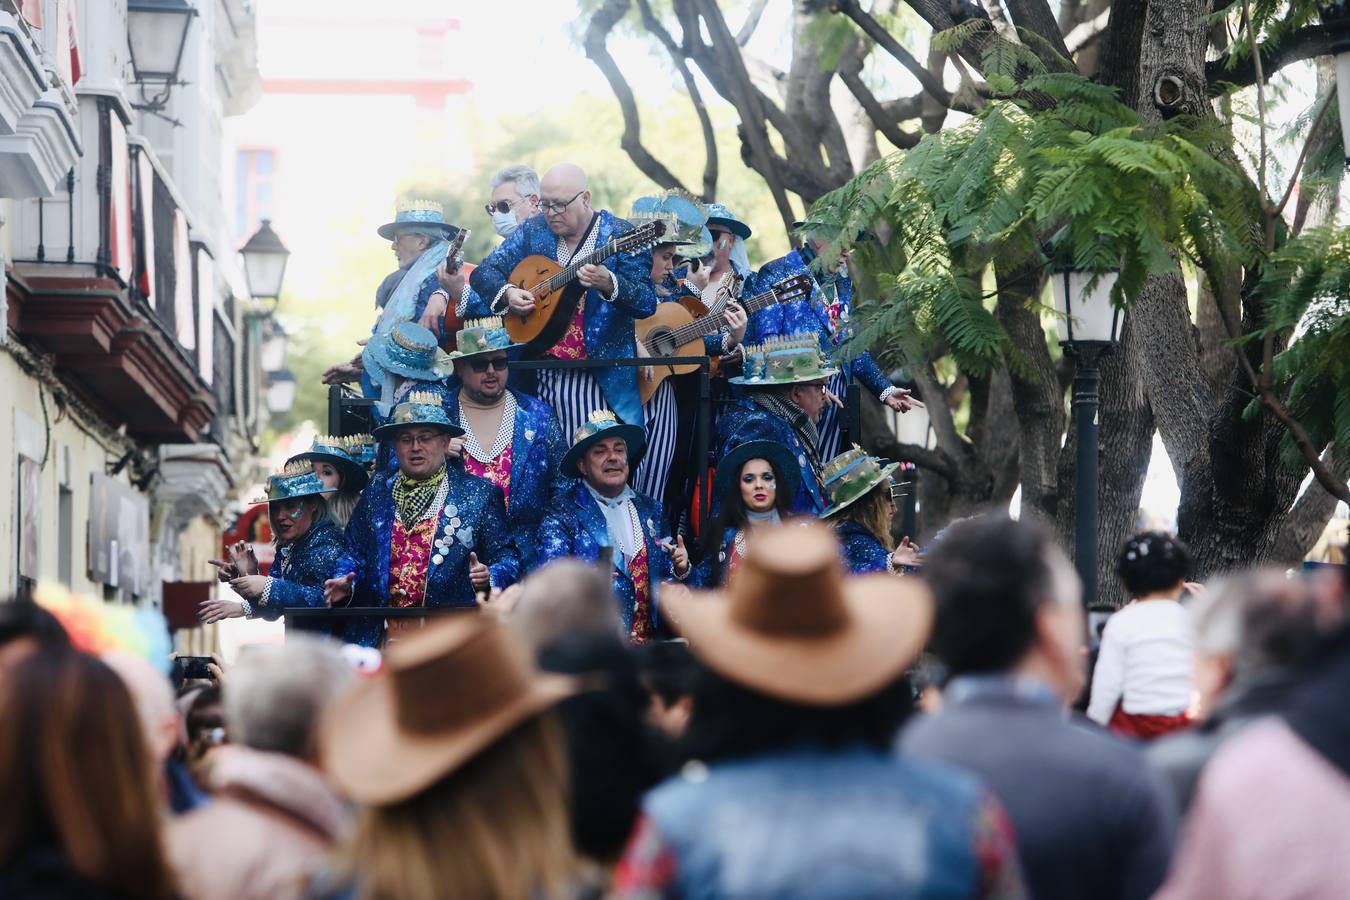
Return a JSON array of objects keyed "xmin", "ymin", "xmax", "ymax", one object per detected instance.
[
  {"xmin": 504, "ymin": 220, "xmax": 666, "ymax": 354},
  {"xmin": 635, "ymin": 273, "xmax": 814, "ymax": 403},
  {"xmin": 437, "ymin": 227, "xmax": 471, "ymax": 343}
]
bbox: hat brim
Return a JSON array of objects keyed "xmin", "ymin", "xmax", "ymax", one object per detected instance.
[
  {"xmin": 376, "ymin": 221, "xmax": 458, "ymax": 241},
  {"xmin": 371, "ymin": 420, "xmax": 466, "ymax": 441},
  {"xmin": 286, "ymin": 452, "xmax": 370, "ymax": 491},
  {"xmin": 367, "ymin": 342, "xmax": 454, "ymax": 382},
  {"xmin": 707, "ymin": 217, "xmax": 751, "ymax": 241},
  {"xmin": 560, "ymin": 424, "xmax": 646, "ymax": 478},
  {"xmin": 249, "ymin": 485, "xmax": 337, "ymax": 506},
  {"xmin": 713, "ymin": 441, "xmax": 802, "ymax": 507},
  {"xmin": 322, "ymin": 668, "xmax": 576, "ymax": 805},
  {"xmin": 662, "ymin": 573, "xmax": 932, "ymax": 706},
  {"xmin": 821, "ymin": 461, "xmax": 900, "ymax": 520},
  {"xmin": 727, "ymin": 367, "xmax": 840, "ymax": 387},
  {"xmin": 447, "ymin": 342, "xmax": 525, "ymax": 361}
]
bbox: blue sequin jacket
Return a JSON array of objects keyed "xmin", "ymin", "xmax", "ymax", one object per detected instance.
[
  {"xmin": 341, "ymin": 466, "xmax": 521, "ymax": 647},
  {"xmin": 444, "ymin": 386, "xmax": 572, "ymax": 570},
  {"xmin": 716, "ymin": 400, "xmax": 825, "ymax": 515},
  {"xmin": 253, "ymin": 520, "xmax": 357, "ymax": 620},
  {"xmin": 537, "ymin": 481, "xmax": 673, "ymax": 636},
  {"xmin": 833, "ymin": 519, "xmax": 891, "ymax": 575},
  {"xmin": 468, "ymin": 210, "xmax": 657, "ymax": 427}
]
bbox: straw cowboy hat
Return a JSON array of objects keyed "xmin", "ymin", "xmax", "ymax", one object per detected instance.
[
  {"xmin": 662, "ymin": 522, "xmax": 932, "ymax": 706},
  {"xmin": 321, "ymin": 615, "xmax": 575, "ymax": 805}
]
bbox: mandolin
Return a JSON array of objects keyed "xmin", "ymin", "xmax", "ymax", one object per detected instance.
[
  {"xmin": 635, "ymin": 273, "xmax": 814, "ymax": 403},
  {"xmin": 504, "ymin": 219, "xmax": 666, "ymax": 354},
  {"xmin": 437, "ymin": 227, "xmax": 472, "ymax": 345}
]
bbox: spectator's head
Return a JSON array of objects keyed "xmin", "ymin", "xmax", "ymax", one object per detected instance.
[
  {"xmin": 103, "ymin": 651, "xmax": 181, "ymax": 766},
  {"xmin": 1190, "ymin": 569, "xmax": 1324, "ymax": 713},
  {"xmin": 1117, "ymin": 530, "xmax": 1192, "ymax": 598},
  {"xmin": 0, "ymin": 600, "xmax": 69, "ymax": 677},
  {"xmin": 225, "ymin": 637, "xmax": 354, "ymax": 762},
  {"xmin": 488, "ymin": 164, "xmax": 541, "ymax": 235},
  {"xmin": 924, "ymin": 514, "xmax": 1086, "ymax": 701},
  {"xmin": 0, "ymin": 651, "xmax": 175, "ymax": 899},
  {"xmin": 537, "ymin": 633, "xmax": 662, "ymax": 865},
  {"xmin": 511, "ymin": 559, "xmax": 619, "ymax": 651},
  {"xmin": 635, "ymin": 640, "xmax": 697, "ymax": 738}
]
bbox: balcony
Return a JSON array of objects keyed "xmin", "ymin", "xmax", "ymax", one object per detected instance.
[{"xmin": 0, "ymin": 13, "xmax": 81, "ymax": 198}]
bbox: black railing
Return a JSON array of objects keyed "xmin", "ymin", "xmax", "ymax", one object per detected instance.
[{"xmin": 211, "ymin": 314, "xmax": 235, "ymax": 446}]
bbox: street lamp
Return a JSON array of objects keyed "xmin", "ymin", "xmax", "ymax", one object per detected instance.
[
  {"xmin": 239, "ymin": 219, "xmax": 290, "ymax": 304},
  {"xmin": 1322, "ymin": 1, "xmax": 1350, "ymax": 163},
  {"xmin": 887, "ymin": 370, "xmax": 932, "ymax": 541},
  {"xmin": 265, "ymin": 370, "xmax": 297, "ymax": 414},
  {"xmin": 259, "ymin": 319, "xmax": 288, "ymax": 374},
  {"xmin": 1052, "ymin": 265, "xmax": 1122, "ymax": 606},
  {"xmin": 126, "ymin": 0, "xmax": 197, "ymax": 113}
]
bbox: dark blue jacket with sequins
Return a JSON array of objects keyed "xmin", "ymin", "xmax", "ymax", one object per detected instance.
[
  {"xmin": 716, "ymin": 400, "xmax": 825, "ymax": 515},
  {"xmin": 833, "ymin": 519, "xmax": 891, "ymax": 575},
  {"xmin": 255, "ymin": 519, "xmax": 357, "ymax": 620}
]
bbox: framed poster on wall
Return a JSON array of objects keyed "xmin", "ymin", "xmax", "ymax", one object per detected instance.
[
  {"xmin": 16, "ymin": 454, "xmax": 39, "ymax": 579},
  {"xmin": 88, "ymin": 473, "xmax": 150, "ymax": 600}
]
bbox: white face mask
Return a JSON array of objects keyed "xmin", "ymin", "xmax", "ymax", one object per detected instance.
[{"xmin": 492, "ymin": 210, "xmax": 519, "ymax": 238}]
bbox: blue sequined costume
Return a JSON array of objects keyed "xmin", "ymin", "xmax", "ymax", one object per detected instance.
[
  {"xmin": 341, "ymin": 466, "xmax": 520, "ymax": 647},
  {"xmin": 467, "ymin": 211, "xmax": 657, "ymax": 427},
  {"xmin": 443, "ymin": 386, "xmax": 572, "ymax": 570},
  {"xmin": 537, "ymin": 481, "xmax": 674, "ymax": 636},
  {"xmin": 716, "ymin": 400, "xmax": 825, "ymax": 515},
  {"xmin": 833, "ymin": 519, "xmax": 891, "ymax": 574},
  {"xmin": 252, "ymin": 519, "xmax": 357, "ymax": 624},
  {"xmin": 689, "ymin": 526, "xmax": 738, "ymax": 588}
]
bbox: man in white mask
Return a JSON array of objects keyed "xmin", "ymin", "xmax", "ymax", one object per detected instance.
[{"xmin": 485, "ymin": 164, "xmax": 541, "ymax": 240}]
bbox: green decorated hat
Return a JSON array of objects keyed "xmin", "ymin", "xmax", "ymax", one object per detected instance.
[
  {"xmin": 820, "ymin": 445, "xmax": 900, "ymax": 519},
  {"xmin": 447, "ymin": 316, "xmax": 523, "ymax": 360},
  {"xmin": 728, "ymin": 333, "xmax": 840, "ymax": 387},
  {"xmin": 250, "ymin": 460, "xmax": 339, "ymax": 505},
  {"xmin": 560, "ymin": 409, "xmax": 646, "ymax": 478},
  {"xmin": 286, "ymin": 433, "xmax": 370, "ymax": 491},
  {"xmin": 372, "ymin": 390, "xmax": 466, "ymax": 441}
]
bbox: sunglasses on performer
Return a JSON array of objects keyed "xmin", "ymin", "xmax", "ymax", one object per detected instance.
[
  {"xmin": 484, "ymin": 197, "xmax": 531, "ymax": 215},
  {"xmin": 467, "ymin": 356, "xmax": 509, "ymax": 373}
]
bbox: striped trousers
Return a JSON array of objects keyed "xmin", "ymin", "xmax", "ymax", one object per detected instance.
[
  {"xmin": 633, "ymin": 379, "xmax": 677, "ymax": 502},
  {"xmin": 538, "ymin": 367, "xmax": 610, "ymax": 447},
  {"xmin": 817, "ymin": 370, "xmax": 849, "ymax": 461}
]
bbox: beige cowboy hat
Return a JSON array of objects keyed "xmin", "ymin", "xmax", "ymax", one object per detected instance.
[
  {"xmin": 662, "ymin": 522, "xmax": 932, "ymax": 706},
  {"xmin": 320, "ymin": 614, "xmax": 575, "ymax": 805}
]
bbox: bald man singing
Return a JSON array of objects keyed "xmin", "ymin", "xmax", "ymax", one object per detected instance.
[{"xmin": 468, "ymin": 163, "xmax": 657, "ymax": 438}]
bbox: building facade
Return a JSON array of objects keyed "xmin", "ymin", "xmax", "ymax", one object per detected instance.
[{"xmin": 0, "ymin": 0, "xmax": 270, "ymax": 647}]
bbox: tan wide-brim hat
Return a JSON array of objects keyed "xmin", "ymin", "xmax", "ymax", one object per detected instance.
[
  {"xmin": 320, "ymin": 614, "xmax": 575, "ymax": 806},
  {"xmin": 663, "ymin": 522, "xmax": 933, "ymax": 706}
]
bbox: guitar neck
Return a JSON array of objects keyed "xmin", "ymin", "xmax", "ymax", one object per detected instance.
[
  {"xmin": 541, "ymin": 236, "xmax": 627, "ymax": 295},
  {"xmin": 665, "ymin": 284, "xmax": 785, "ymax": 347}
]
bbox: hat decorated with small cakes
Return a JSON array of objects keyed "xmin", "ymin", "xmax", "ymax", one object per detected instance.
[
  {"xmin": 630, "ymin": 189, "xmax": 713, "ymax": 256},
  {"xmin": 447, "ymin": 316, "xmax": 523, "ymax": 360},
  {"xmin": 286, "ymin": 434, "xmax": 371, "ymax": 491},
  {"xmin": 561, "ymin": 409, "xmax": 646, "ymax": 478},
  {"xmin": 376, "ymin": 198, "xmax": 460, "ymax": 241},
  {"xmin": 363, "ymin": 321, "xmax": 455, "ymax": 385},
  {"xmin": 820, "ymin": 445, "xmax": 900, "ymax": 519},
  {"xmin": 728, "ymin": 333, "xmax": 839, "ymax": 386},
  {"xmin": 250, "ymin": 460, "xmax": 338, "ymax": 505},
  {"xmin": 372, "ymin": 390, "xmax": 466, "ymax": 441}
]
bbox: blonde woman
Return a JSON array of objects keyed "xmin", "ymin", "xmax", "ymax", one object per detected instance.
[
  {"xmin": 287, "ymin": 434, "xmax": 370, "ymax": 529},
  {"xmin": 821, "ymin": 447, "xmax": 921, "ymax": 575}
]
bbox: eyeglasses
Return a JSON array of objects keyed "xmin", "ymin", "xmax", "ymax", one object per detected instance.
[
  {"xmin": 539, "ymin": 189, "xmax": 584, "ymax": 215},
  {"xmin": 466, "ymin": 356, "xmax": 509, "ymax": 373},
  {"xmin": 395, "ymin": 431, "xmax": 445, "ymax": 448},
  {"xmin": 484, "ymin": 196, "xmax": 529, "ymax": 215}
]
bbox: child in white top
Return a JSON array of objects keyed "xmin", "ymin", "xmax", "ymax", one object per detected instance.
[{"xmin": 1088, "ymin": 531, "xmax": 1197, "ymax": 740}]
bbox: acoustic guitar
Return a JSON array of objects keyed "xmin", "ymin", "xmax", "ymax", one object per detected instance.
[
  {"xmin": 504, "ymin": 220, "xmax": 667, "ymax": 354},
  {"xmin": 635, "ymin": 273, "xmax": 814, "ymax": 403},
  {"xmin": 437, "ymin": 227, "xmax": 471, "ymax": 345}
]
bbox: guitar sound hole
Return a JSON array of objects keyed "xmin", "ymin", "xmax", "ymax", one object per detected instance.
[{"xmin": 649, "ymin": 329, "xmax": 677, "ymax": 356}]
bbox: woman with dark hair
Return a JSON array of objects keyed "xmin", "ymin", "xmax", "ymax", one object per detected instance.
[
  {"xmin": 1087, "ymin": 530, "xmax": 1198, "ymax": 740},
  {"xmin": 200, "ymin": 464, "xmax": 356, "ymax": 632},
  {"xmin": 615, "ymin": 525, "xmax": 1024, "ymax": 898},
  {"xmin": 691, "ymin": 440, "xmax": 798, "ymax": 588},
  {"xmin": 0, "ymin": 651, "xmax": 176, "ymax": 899},
  {"xmin": 820, "ymin": 447, "xmax": 921, "ymax": 575}
]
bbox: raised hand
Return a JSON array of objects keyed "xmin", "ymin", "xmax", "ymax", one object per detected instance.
[
  {"xmin": 229, "ymin": 574, "xmax": 268, "ymax": 601},
  {"xmin": 891, "ymin": 536, "xmax": 922, "ymax": 570},
  {"xmin": 468, "ymin": 552, "xmax": 491, "ymax": 592},
  {"xmin": 325, "ymin": 572, "xmax": 355, "ymax": 607},
  {"xmin": 884, "ymin": 388, "xmax": 925, "ymax": 414},
  {"xmin": 663, "ymin": 535, "xmax": 691, "ymax": 577},
  {"xmin": 198, "ymin": 597, "xmax": 246, "ymax": 624}
]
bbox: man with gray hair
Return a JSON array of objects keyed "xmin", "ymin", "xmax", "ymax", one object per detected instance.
[
  {"xmin": 167, "ymin": 637, "xmax": 355, "ymax": 900},
  {"xmin": 486, "ymin": 164, "xmax": 540, "ymax": 239},
  {"xmin": 1148, "ymin": 569, "xmax": 1326, "ymax": 810}
]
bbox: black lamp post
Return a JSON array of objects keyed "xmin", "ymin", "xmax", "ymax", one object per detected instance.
[
  {"xmin": 239, "ymin": 219, "xmax": 291, "ymax": 304},
  {"xmin": 126, "ymin": 0, "xmax": 197, "ymax": 114},
  {"xmin": 1322, "ymin": 1, "xmax": 1350, "ymax": 163},
  {"xmin": 1052, "ymin": 266, "xmax": 1122, "ymax": 606}
]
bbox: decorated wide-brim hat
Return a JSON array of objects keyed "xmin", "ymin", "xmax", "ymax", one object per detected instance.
[
  {"xmin": 321, "ymin": 615, "xmax": 576, "ymax": 805},
  {"xmin": 560, "ymin": 409, "xmax": 646, "ymax": 478},
  {"xmin": 286, "ymin": 434, "xmax": 370, "ymax": 491},
  {"xmin": 377, "ymin": 198, "xmax": 460, "ymax": 241},
  {"xmin": 728, "ymin": 333, "xmax": 840, "ymax": 386},
  {"xmin": 446, "ymin": 316, "xmax": 524, "ymax": 360},
  {"xmin": 630, "ymin": 190, "xmax": 713, "ymax": 257},
  {"xmin": 713, "ymin": 440, "xmax": 801, "ymax": 508},
  {"xmin": 250, "ymin": 461, "xmax": 339, "ymax": 505},
  {"xmin": 345, "ymin": 433, "xmax": 378, "ymax": 471},
  {"xmin": 372, "ymin": 389, "xmax": 467, "ymax": 441},
  {"xmin": 705, "ymin": 201, "xmax": 751, "ymax": 241},
  {"xmin": 820, "ymin": 445, "xmax": 901, "ymax": 519},
  {"xmin": 661, "ymin": 523, "xmax": 933, "ymax": 706},
  {"xmin": 364, "ymin": 321, "xmax": 455, "ymax": 383}
]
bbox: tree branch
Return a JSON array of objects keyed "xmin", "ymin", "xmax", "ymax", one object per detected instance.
[
  {"xmin": 1063, "ymin": 7, "xmax": 1110, "ymax": 53},
  {"xmin": 1205, "ymin": 25, "xmax": 1331, "ymax": 94},
  {"xmin": 1000, "ymin": 0, "xmax": 1074, "ymax": 65},
  {"xmin": 584, "ymin": 0, "xmax": 690, "ymax": 191},
  {"xmin": 737, "ymin": 0, "xmax": 772, "ymax": 45},
  {"xmin": 838, "ymin": 50, "xmax": 921, "ymax": 149},
  {"xmin": 636, "ymin": 0, "xmax": 719, "ymax": 199},
  {"xmin": 832, "ymin": 0, "xmax": 955, "ymax": 109}
]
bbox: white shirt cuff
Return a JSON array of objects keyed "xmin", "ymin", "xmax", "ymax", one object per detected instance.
[
  {"xmin": 605, "ymin": 268, "xmax": 619, "ymax": 300},
  {"xmin": 879, "ymin": 385, "xmax": 898, "ymax": 402},
  {"xmin": 456, "ymin": 284, "xmax": 474, "ymax": 317},
  {"xmin": 491, "ymin": 284, "xmax": 510, "ymax": 314}
]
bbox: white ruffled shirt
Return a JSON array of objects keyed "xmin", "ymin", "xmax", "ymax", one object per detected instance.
[{"xmin": 1087, "ymin": 599, "xmax": 1194, "ymax": 723}]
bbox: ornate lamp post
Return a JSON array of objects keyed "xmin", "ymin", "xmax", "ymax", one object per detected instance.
[
  {"xmin": 126, "ymin": 0, "xmax": 197, "ymax": 114},
  {"xmin": 1051, "ymin": 266, "xmax": 1122, "ymax": 605},
  {"xmin": 239, "ymin": 219, "xmax": 290, "ymax": 304},
  {"xmin": 1323, "ymin": 1, "xmax": 1350, "ymax": 163}
]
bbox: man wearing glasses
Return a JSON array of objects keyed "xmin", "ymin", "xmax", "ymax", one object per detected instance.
[
  {"xmin": 442, "ymin": 317, "xmax": 569, "ymax": 571},
  {"xmin": 485, "ymin": 165, "xmax": 541, "ymax": 240},
  {"xmin": 468, "ymin": 162, "xmax": 657, "ymax": 444}
]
